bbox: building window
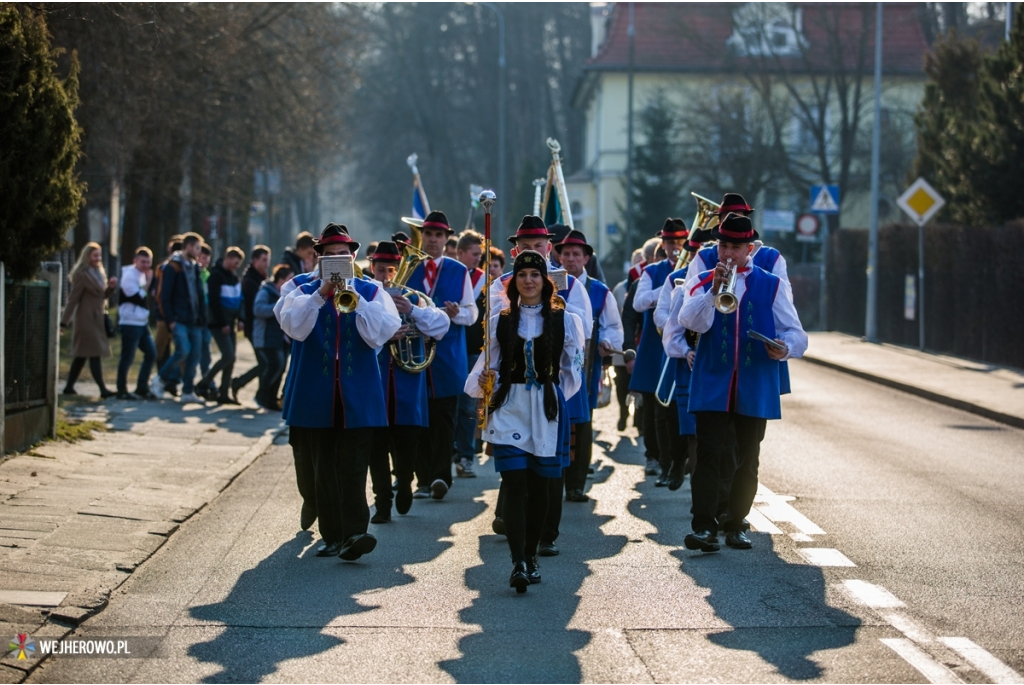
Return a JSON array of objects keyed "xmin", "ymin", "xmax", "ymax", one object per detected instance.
[{"xmin": 727, "ymin": 3, "xmax": 807, "ymax": 58}]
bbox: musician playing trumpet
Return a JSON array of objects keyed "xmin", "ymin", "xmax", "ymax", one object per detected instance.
[{"xmin": 678, "ymin": 214, "xmax": 807, "ymax": 554}]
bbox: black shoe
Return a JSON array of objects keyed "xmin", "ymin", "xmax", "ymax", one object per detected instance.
[
  {"xmin": 655, "ymin": 472, "xmax": 670, "ymax": 487},
  {"xmin": 217, "ymin": 394, "xmax": 241, "ymax": 405},
  {"xmin": 61, "ymin": 387, "xmax": 78, "ymax": 396},
  {"xmin": 116, "ymin": 391, "xmax": 139, "ymax": 401},
  {"xmin": 371, "ymin": 505, "xmax": 391, "ymax": 524},
  {"xmin": 99, "ymin": 389, "xmax": 117, "ymax": 399},
  {"xmin": 725, "ymin": 530, "xmax": 753, "ymax": 549},
  {"xmin": 617, "ymin": 416, "xmax": 627, "ymax": 431},
  {"xmin": 413, "ymin": 487, "xmax": 431, "ymax": 499},
  {"xmin": 491, "ymin": 516, "xmax": 506, "ymax": 536},
  {"xmin": 195, "ymin": 384, "xmax": 209, "ymax": 399},
  {"xmin": 430, "ymin": 479, "xmax": 448, "ymax": 500},
  {"xmin": 525, "ymin": 556, "xmax": 542, "ymax": 584},
  {"xmin": 339, "ymin": 533, "xmax": 377, "ymax": 561},
  {"xmin": 565, "ymin": 488, "xmax": 590, "ymax": 502},
  {"xmin": 135, "ymin": 389, "xmax": 158, "ymax": 400},
  {"xmin": 300, "ymin": 504, "xmax": 317, "ymax": 531},
  {"xmin": 667, "ymin": 464, "xmax": 685, "ymax": 491},
  {"xmin": 316, "ymin": 541, "xmax": 343, "ymax": 557},
  {"xmin": 395, "ymin": 485, "xmax": 413, "ymax": 515},
  {"xmin": 684, "ymin": 531, "xmax": 720, "ymax": 553},
  {"xmin": 538, "ymin": 541, "xmax": 559, "ymax": 557},
  {"xmin": 509, "ymin": 561, "xmax": 529, "ymax": 594},
  {"xmin": 230, "ymin": 380, "xmax": 240, "ymax": 402}
]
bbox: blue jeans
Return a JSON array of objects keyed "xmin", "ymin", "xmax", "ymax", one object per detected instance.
[
  {"xmin": 200, "ymin": 326, "xmax": 212, "ymax": 379},
  {"xmin": 256, "ymin": 347, "xmax": 285, "ymax": 407},
  {"xmin": 117, "ymin": 324, "xmax": 156, "ymax": 394},
  {"xmin": 159, "ymin": 323, "xmax": 203, "ymax": 393},
  {"xmin": 454, "ymin": 353, "xmax": 481, "ymax": 461}
]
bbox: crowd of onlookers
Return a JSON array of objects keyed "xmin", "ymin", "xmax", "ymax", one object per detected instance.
[{"xmin": 59, "ymin": 232, "xmax": 316, "ymax": 410}]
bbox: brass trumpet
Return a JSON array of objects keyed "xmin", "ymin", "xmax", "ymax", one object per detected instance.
[
  {"xmin": 320, "ymin": 255, "xmax": 358, "ymax": 313},
  {"xmin": 714, "ymin": 259, "xmax": 738, "ymax": 315}
]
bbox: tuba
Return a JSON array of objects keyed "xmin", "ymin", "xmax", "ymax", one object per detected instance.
[{"xmin": 387, "ymin": 223, "xmax": 437, "ymax": 373}]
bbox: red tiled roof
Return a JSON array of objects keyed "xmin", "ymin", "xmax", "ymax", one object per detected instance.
[{"xmin": 586, "ymin": 3, "xmax": 930, "ymax": 75}]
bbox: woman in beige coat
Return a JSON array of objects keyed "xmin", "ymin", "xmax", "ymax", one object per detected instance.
[{"xmin": 60, "ymin": 242, "xmax": 118, "ymax": 397}]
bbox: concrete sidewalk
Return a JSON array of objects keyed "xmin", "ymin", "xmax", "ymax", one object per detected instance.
[
  {"xmin": 0, "ymin": 343, "xmax": 284, "ymax": 679},
  {"xmin": 802, "ymin": 332, "xmax": 1024, "ymax": 429}
]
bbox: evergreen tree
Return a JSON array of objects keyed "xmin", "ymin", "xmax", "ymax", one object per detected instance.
[
  {"xmin": 0, "ymin": 5, "xmax": 84, "ymax": 280},
  {"xmin": 614, "ymin": 91, "xmax": 686, "ymax": 267}
]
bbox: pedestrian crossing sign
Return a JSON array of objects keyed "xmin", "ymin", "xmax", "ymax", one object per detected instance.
[
  {"xmin": 896, "ymin": 177, "xmax": 945, "ymax": 227},
  {"xmin": 810, "ymin": 184, "xmax": 840, "ymax": 214}
]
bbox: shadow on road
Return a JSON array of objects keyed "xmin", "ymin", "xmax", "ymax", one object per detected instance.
[
  {"xmin": 438, "ymin": 479, "xmax": 628, "ymax": 683},
  {"xmin": 627, "ymin": 471, "xmax": 862, "ymax": 681},
  {"xmin": 187, "ymin": 495, "xmax": 487, "ymax": 683}
]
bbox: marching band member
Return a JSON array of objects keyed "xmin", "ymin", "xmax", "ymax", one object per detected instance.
[
  {"xmin": 466, "ymin": 250, "xmax": 585, "ymax": 593},
  {"xmin": 653, "ymin": 233, "xmax": 706, "ymax": 491},
  {"xmin": 678, "ymin": 214, "xmax": 807, "ymax": 553},
  {"xmin": 278, "ymin": 224, "xmax": 402, "ymax": 561},
  {"xmin": 453, "ymin": 230, "xmax": 487, "ymax": 478},
  {"xmin": 629, "ymin": 219, "xmax": 689, "ymax": 479},
  {"xmin": 554, "ymin": 229, "xmax": 623, "ymax": 502},
  {"xmin": 367, "ymin": 242, "xmax": 450, "ymax": 523},
  {"xmin": 402, "ymin": 211, "xmax": 479, "ymax": 501},
  {"xmin": 488, "ymin": 216, "xmax": 593, "ymax": 555}
]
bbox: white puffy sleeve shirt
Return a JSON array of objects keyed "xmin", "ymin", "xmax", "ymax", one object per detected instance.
[{"xmin": 277, "ymin": 279, "xmax": 402, "ymax": 350}]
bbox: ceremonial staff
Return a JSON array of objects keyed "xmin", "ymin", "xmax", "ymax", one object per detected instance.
[{"xmin": 478, "ymin": 189, "xmax": 497, "ymax": 427}]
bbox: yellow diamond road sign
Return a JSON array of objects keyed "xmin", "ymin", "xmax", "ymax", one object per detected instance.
[{"xmin": 896, "ymin": 177, "xmax": 945, "ymax": 227}]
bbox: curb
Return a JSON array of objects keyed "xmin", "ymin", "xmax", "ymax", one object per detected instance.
[
  {"xmin": 802, "ymin": 356, "xmax": 1024, "ymax": 430},
  {"xmin": 9, "ymin": 422, "xmax": 287, "ymax": 682}
]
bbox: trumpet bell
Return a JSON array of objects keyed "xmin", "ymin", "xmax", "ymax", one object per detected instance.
[
  {"xmin": 714, "ymin": 292, "xmax": 738, "ymax": 315},
  {"xmin": 334, "ymin": 289, "xmax": 359, "ymax": 314}
]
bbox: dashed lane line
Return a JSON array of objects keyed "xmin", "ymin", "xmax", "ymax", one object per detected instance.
[
  {"xmin": 795, "ymin": 547, "xmax": 857, "ymax": 567},
  {"xmin": 939, "ymin": 637, "xmax": 1024, "ymax": 684},
  {"xmin": 841, "ymin": 580, "xmax": 905, "ymax": 609},
  {"xmin": 880, "ymin": 638, "xmax": 965, "ymax": 684}
]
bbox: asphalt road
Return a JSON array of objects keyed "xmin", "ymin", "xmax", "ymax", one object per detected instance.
[{"xmin": 28, "ymin": 360, "xmax": 1024, "ymax": 683}]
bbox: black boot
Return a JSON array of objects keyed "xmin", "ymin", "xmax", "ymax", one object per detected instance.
[{"xmin": 509, "ymin": 559, "xmax": 529, "ymax": 594}]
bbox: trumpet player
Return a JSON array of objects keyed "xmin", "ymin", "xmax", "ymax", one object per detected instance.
[
  {"xmin": 278, "ymin": 223, "xmax": 402, "ymax": 561},
  {"xmin": 678, "ymin": 214, "xmax": 807, "ymax": 553},
  {"xmin": 367, "ymin": 242, "xmax": 450, "ymax": 523},
  {"xmin": 630, "ymin": 218, "xmax": 689, "ymax": 480},
  {"xmin": 403, "ymin": 211, "xmax": 479, "ymax": 501}
]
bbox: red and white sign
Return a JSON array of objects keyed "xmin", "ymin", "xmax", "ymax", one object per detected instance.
[{"xmin": 796, "ymin": 214, "xmax": 820, "ymax": 242}]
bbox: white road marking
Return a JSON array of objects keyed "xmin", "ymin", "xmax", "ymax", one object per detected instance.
[
  {"xmin": 789, "ymin": 532, "xmax": 813, "ymax": 542},
  {"xmin": 755, "ymin": 485, "xmax": 826, "ymax": 535},
  {"xmin": 797, "ymin": 547, "xmax": 856, "ymax": 567},
  {"xmin": 880, "ymin": 638, "xmax": 964, "ymax": 684},
  {"xmin": 745, "ymin": 507, "xmax": 782, "ymax": 534},
  {"xmin": 842, "ymin": 580, "xmax": 905, "ymax": 608},
  {"xmin": 882, "ymin": 612, "xmax": 934, "ymax": 644},
  {"xmin": 939, "ymin": 637, "xmax": 1024, "ymax": 684}
]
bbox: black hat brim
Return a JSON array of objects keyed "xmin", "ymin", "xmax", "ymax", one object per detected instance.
[{"xmin": 709, "ymin": 226, "xmax": 759, "ymax": 243}]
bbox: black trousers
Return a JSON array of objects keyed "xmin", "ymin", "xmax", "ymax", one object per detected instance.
[
  {"xmin": 691, "ymin": 411, "xmax": 766, "ymax": 534},
  {"xmin": 655, "ymin": 400, "xmax": 687, "ymax": 475},
  {"xmin": 640, "ymin": 392, "xmax": 660, "ymax": 463},
  {"xmin": 613, "ymin": 365, "xmax": 631, "ymax": 422},
  {"xmin": 419, "ymin": 395, "xmax": 457, "ymax": 488},
  {"xmin": 564, "ymin": 420, "xmax": 593, "ymax": 492},
  {"xmin": 66, "ymin": 357, "xmax": 106, "ymax": 393},
  {"xmin": 501, "ymin": 468, "xmax": 551, "ymax": 563},
  {"xmin": 369, "ymin": 425, "xmax": 421, "ymax": 508},
  {"xmin": 308, "ymin": 425, "xmax": 373, "ymax": 544},
  {"xmin": 289, "ymin": 426, "xmax": 316, "ymax": 516},
  {"xmin": 540, "ymin": 472, "xmax": 564, "ymax": 544}
]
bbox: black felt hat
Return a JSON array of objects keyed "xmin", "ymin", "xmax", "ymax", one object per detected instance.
[
  {"xmin": 553, "ymin": 229, "xmax": 594, "ymax": 257},
  {"xmin": 711, "ymin": 213, "xmax": 759, "ymax": 243},
  {"xmin": 314, "ymin": 223, "xmax": 359, "ymax": 254},
  {"xmin": 658, "ymin": 218, "xmax": 689, "ymax": 239},
  {"xmin": 718, "ymin": 193, "xmax": 755, "ymax": 215},
  {"xmin": 370, "ymin": 241, "xmax": 402, "ymax": 263},
  {"xmin": 507, "ymin": 215, "xmax": 553, "ymax": 245},
  {"xmin": 547, "ymin": 223, "xmax": 572, "ymax": 245},
  {"xmin": 420, "ymin": 211, "xmax": 454, "ymax": 235}
]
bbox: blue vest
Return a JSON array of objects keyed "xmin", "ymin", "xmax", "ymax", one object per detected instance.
[
  {"xmin": 629, "ymin": 260, "xmax": 673, "ymax": 394},
  {"xmin": 280, "ymin": 272, "xmax": 317, "ymax": 424},
  {"xmin": 282, "ymin": 277, "xmax": 388, "ymax": 429},
  {"xmin": 376, "ymin": 286, "xmax": 430, "ymax": 427},
  {"xmin": 699, "ymin": 246, "xmax": 791, "ymax": 396},
  {"xmin": 688, "ymin": 266, "xmax": 783, "ymax": 420},
  {"xmin": 584, "ymin": 277, "xmax": 610, "ymax": 412},
  {"xmin": 406, "ymin": 257, "xmax": 469, "ymax": 399}
]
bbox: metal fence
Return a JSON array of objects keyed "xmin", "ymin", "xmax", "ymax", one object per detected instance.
[{"xmin": 4, "ymin": 278, "xmax": 53, "ymax": 411}]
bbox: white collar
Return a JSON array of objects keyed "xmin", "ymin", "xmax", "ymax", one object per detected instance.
[{"xmin": 570, "ymin": 270, "xmax": 588, "ymax": 286}]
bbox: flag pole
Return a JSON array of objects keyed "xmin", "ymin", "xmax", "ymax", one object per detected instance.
[{"xmin": 478, "ymin": 190, "xmax": 497, "ymax": 428}]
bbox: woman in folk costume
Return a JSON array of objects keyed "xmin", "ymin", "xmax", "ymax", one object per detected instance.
[{"xmin": 465, "ymin": 251, "xmax": 585, "ymax": 594}]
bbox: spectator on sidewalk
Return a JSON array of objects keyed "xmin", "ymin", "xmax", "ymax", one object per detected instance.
[
  {"xmin": 197, "ymin": 246, "xmax": 245, "ymax": 405},
  {"xmin": 116, "ymin": 247, "xmax": 157, "ymax": 400},
  {"xmin": 279, "ymin": 232, "xmax": 316, "ymax": 278},
  {"xmin": 151, "ymin": 235, "xmax": 183, "ymax": 382},
  {"xmin": 453, "ymin": 230, "xmax": 485, "ymax": 478},
  {"xmin": 60, "ymin": 242, "xmax": 118, "ymax": 398},
  {"xmin": 231, "ymin": 245, "xmax": 271, "ymax": 401},
  {"xmin": 152, "ymin": 232, "xmax": 207, "ymax": 404},
  {"xmin": 252, "ymin": 264, "xmax": 292, "ymax": 410},
  {"xmin": 197, "ymin": 243, "xmax": 214, "ymax": 397}
]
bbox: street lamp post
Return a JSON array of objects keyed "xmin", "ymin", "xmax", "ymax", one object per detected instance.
[{"xmin": 477, "ymin": 2, "xmax": 506, "ymax": 236}]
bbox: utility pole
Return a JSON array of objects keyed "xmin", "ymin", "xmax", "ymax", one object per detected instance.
[
  {"xmin": 1007, "ymin": 2, "xmax": 1014, "ymax": 41},
  {"xmin": 865, "ymin": 2, "xmax": 883, "ymax": 343},
  {"xmin": 624, "ymin": 2, "xmax": 635, "ymax": 271}
]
